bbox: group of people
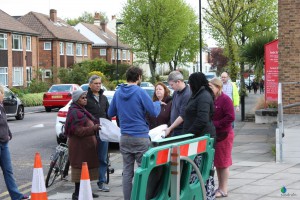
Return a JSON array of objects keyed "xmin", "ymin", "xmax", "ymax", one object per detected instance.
[
  {"xmin": 109, "ymin": 68, "xmax": 238, "ymax": 199},
  {"xmin": 65, "ymin": 68, "xmax": 239, "ymax": 199},
  {"xmin": 0, "ymin": 67, "xmax": 239, "ymax": 200}
]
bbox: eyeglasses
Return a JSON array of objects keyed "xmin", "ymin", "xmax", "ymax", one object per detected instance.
[{"xmin": 80, "ymin": 96, "xmax": 87, "ymax": 100}]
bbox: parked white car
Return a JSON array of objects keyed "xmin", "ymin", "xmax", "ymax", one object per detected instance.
[{"xmin": 55, "ymin": 90, "xmax": 116, "ymax": 144}]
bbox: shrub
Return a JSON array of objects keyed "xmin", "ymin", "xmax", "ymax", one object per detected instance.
[
  {"xmin": 20, "ymin": 93, "xmax": 44, "ymax": 107},
  {"xmin": 28, "ymin": 79, "xmax": 49, "ymax": 93},
  {"xmin": 254, "ymin": 96, "xmax": 278, "ymax": 111}
]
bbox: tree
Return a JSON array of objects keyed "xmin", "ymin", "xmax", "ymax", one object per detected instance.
[
  {"xmin": 120, "ymin": 0, "xmax": 197, "ymax": 83},
  {"xmin": 167, "ymin": 16, "xmax": 200, "ymax": 71},
  {"xmin": 235, "ymin": 0, "xmax": 277, "ymax": 95},
  {"xmin": 65, "ymin": 11, "xmax": 108, "ymax": 26},
  {"xmin": 240, "ymin": 34, "xmax": 276, "ymax": 79},
  {"xmin": 210, "ymin": 47, "xmax": 228, "ymax": 74},
  {"xmin": 203, "ymin": 0, "xmax": 249, "ymax": 81}
]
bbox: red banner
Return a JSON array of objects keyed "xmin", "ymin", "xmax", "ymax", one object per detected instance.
[{"xmin": 264, "ymin": 39, "xmax": 278, "ymax": 102}]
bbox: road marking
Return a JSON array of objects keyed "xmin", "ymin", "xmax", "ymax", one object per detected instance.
[
  {"xmin": 0, "ymin": 182, "xmax": 32, "ymax": 198},
  {"xmin": 32, "ymin": 124, "xmax": 45, "ymax": 128}
]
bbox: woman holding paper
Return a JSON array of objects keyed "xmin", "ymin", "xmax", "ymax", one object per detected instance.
[
  {"xmin": 147, "ymin": 82, "xmax": 172, "ymax": 130},
  {"xmin": 65, "ymin": 89, "xmax": 100, "ymax": 200}
]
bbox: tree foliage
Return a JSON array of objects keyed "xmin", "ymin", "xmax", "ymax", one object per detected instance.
[
  {"xmin": 167, "ymin": 15, "xmax": 200, "ymax": 71},
  {"xmin": 120, "ymin": 0, "xmax": 198, "ymax": 83},
  {"xmin": 65, "ymin": 11, "xmax": 108, "ymax": 26},
  {"xmin": 203, "ymin": 0, "xmax": 278, "ymax": 82},
  {"xmin": 240, "ymin": 34, "xmax": 276, "ymax": 79},
  {"xmin": 210, "ymin": 48, "xmax": 228, "ymax": 74}
]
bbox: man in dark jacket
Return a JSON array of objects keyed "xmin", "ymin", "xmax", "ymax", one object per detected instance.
[{"xmin": 85, "ymin": 75, "xmax": 111, "ymax": 192}]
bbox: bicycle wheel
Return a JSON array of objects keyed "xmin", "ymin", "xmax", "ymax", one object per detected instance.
[
  {"xmin": 59, "ymin": 153, "xmax": 69, "ymax": 180},
  {"xmin": 45, "ymin": 154, "xmax": 60, "ymax": 188}
]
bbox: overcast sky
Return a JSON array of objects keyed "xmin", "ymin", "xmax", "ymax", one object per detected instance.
[{"xmin": 1, "ymin": 0, "xmax": 216, "ymax": 46}]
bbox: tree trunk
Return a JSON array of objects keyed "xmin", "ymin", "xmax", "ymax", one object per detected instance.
[
  {"xmin": 149, "ymin": 58, "xmax": 156, "ymax": 83},
  {"xmin": 169, "ymin": 61, "xmax": 173, "ymax": 72}
]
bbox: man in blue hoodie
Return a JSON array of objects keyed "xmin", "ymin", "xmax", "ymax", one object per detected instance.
[{"xmin": 108, "ymin": 66, "xmax": 161, "ymax": 200}]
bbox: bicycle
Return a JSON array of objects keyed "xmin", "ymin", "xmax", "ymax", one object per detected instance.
[{"xmin": 45, "ymin": 122, "xmax": 69, "ymax": 188}]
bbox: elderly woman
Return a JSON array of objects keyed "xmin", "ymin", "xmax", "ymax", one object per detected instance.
[
  {"xmin": 209, "ymin": 78, "xmax": 235, "ymax": 198},
  {"xmin": 65, "ymin": 89, "xmax": 100, "ymax": 200},
  {"xmin": 0, "ymin": 85, "xmax": 29, "ymax": 200},
  {"xmin": 147, "ymin": 82, "xmax": 172, "ymax": 129}
]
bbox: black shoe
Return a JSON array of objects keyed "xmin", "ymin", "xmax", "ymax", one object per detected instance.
[
  {"xmin": 92, "ymin": 193, "xmax": 99, "ymax": 198},
  {"xmin": 72, "ymin": 193, "xmax": 78, "ymax": 200}
]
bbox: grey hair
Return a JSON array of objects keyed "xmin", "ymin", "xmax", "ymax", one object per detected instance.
[
  {"xmin": 88, "ymin": 75, "xmax": 101, "ymax": 84},
  {"xmin": 167, "ymin": 71, "xmax": 184, "ymax": 82}
]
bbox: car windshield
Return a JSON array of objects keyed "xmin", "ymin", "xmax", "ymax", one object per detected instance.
[
  {"xmin": 143, "ymin": 88, "xmax": 154, "ymax": 98},
  {"xmin": 205, "ymin": 74, "xmax": 215, "ymax": 80},
  {"xmin": 140, "ymin": 82, "xmax": 149, "ymax": 87},
  {"xmin": 81, "ymin": 84, "xmax": 88, "ymax": 91},
  {"xmin": 49, "ymin": 85, "xmax": 72, "ymax": 92}
]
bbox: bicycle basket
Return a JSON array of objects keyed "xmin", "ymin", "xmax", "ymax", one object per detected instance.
[{"xmin": 56, "ymin": 143, "xmax": 68, "ymax": 153}]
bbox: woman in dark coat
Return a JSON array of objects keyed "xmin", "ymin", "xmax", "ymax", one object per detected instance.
[
  {"xmin": 65, "ymin": 89, "xmax": 100, "ymax": 200},
  {"xmin": 183, "ymin": 72, "xmax": 216, "ymax": 200},
  {"xmin": 147, "ymin": 82, "xmax": 172, "ymax": 129}
]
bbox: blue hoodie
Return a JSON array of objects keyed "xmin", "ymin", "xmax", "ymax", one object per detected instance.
[{"xmin": 108, "ymin": 84, "xmax": 161, "ymax": 138}]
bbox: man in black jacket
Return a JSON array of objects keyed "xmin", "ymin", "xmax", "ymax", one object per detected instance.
[{"xmin": 85, "ymin": 75, "xmax": 110, "ymax": 192}]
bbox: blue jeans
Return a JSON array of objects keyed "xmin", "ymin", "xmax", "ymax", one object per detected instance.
[
  {"xmin": 97, "ymin": 139, "xmax": 108, "ymax": 184},
  {"xmin": 0, "ymin": 141, "xmax": 23, "ymax": 200}
]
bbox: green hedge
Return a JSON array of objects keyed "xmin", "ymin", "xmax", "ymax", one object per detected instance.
[{"xmin": 19, "ymin": 93, "xmax": 44, "ymax": 107}]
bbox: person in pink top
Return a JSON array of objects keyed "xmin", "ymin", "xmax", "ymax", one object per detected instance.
[{"xmin": 209, "ymin": 78, "xmax": 235, "ymax": 198}]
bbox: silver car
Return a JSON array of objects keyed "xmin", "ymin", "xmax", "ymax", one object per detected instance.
[{"xmin": 2, "ymin": 86, "xmax": 24, "ymax": 120}]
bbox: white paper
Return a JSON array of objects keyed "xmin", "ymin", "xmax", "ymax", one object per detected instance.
[
  {"xmin": 99, "ymin": 118, "xmax": 121, "ymax": 143},
  {"xmin": 149, "ymin": 124, "xmax": 167, "ymax": 141}
]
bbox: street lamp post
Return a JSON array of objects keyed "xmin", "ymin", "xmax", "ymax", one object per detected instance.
[
  {"xmin": 199, "ymin": 0, "xmax": 202, "ymax": 72},
  {"xmin": 116, "ymin": 21, "xmax": 124, "ymax": 84}
]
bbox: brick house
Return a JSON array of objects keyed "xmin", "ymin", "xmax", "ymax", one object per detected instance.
[
  {"xmin": 0, "ymin": 10, "xmax": 39, "ymax": 88},
  {"xmin": 74, "ymin": 13, "xmax": 133, "ymax": 65},
  {"xmin": 18, "ymin": 9, "xmax": 93, "ymax": 83},
  {"xmin": 278, "ymin": 1, "xmax": 300, "ymax": 114}
]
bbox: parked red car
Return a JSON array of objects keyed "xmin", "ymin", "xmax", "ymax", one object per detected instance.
[{"xmin": 43, "ymin": 84, "xmax": 80, "ymax": 112}]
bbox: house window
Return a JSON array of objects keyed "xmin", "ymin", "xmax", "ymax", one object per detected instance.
[
  {"xmin": 0, "ymin": 33, "xmax": 7, "ymax": 49},
  {"xmin": 66, "ymin": 43, "xmax": 73, "ymax": 55},
  {"xmin": 12, "ymin": 35, "xmax": 22, "ymax": 50},
  {"xmin": 100, "ymin": 49, "xmax": 106, "ymax": 56},
  {"xmin": 44, "ymin": 69, "xmax": 52, "ymax": 78},
  {"xmin": 127, "ymin": 50, "xmax": 130, "ymax": 60},
  {"xmin": 122, "ymin": 50, "xmax": 126, "ymax": 60},
  {"xmin": 76, "ymin": 44, "xmax": 82, "ymax": 56},
  {"xmin": 111, "ymin": 49, "xmax": 115, "ymax": 60},
  {"xmin": 118, "ymin": 49, "xmax": 121, "ymax": 60},
  {"xmin": 44, "ymin": 42, "xmax": 51, "ymax": 50},
  {"xmin": 26, "ymin": 36, "xmax": 31, "ymax": 51},
  {"xmin": 60, "ymin": 42, "xmax": 64, "ymax": 55},
  {"xmin": 0, "ymin": 67, "xmax": 8, "ymax": 86},
  {"xmin": 84, "ymin": 44, "xmax": 88, "ymax": 56},
  {"xmin": 13, "ymin": 67, "xmax": 23, "ymax": 86}
]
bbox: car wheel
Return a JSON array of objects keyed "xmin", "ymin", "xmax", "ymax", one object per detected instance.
[
  {"xmin": 15, "ymin": 106, "xmax": 24, "ymax": 120},
  {"xmin": 45, "ymin": 107, "xmax": 52, "ymax": 112}
]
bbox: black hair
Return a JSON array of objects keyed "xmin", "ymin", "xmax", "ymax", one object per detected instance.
[
  {"xmin": 188, "ymin": 72, "xmax": 214, "ymax": 99},
  {"xmin": 126, "ymin": 66, "xmax": 143, "ymax": 82}
]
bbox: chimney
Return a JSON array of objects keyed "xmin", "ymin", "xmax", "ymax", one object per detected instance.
[
  {"xmin": 50, "ymin": 9, "xmax": 57, "ymax": 22},
  {"xmin": 94, "ymin": 12, "xmax": 101, "ymax": 26},
  {"xmin": 101, "ymin": 21, "xmax": 107, "ymax": 32},
  {"xmin": 111, "ymin": 15, "xmax": 116, "ymax": 20}
]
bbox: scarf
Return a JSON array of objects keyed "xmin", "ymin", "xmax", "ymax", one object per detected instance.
[{"xmin": 65, "ymin": 102, "xmax": 98, "ymax": 136}]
